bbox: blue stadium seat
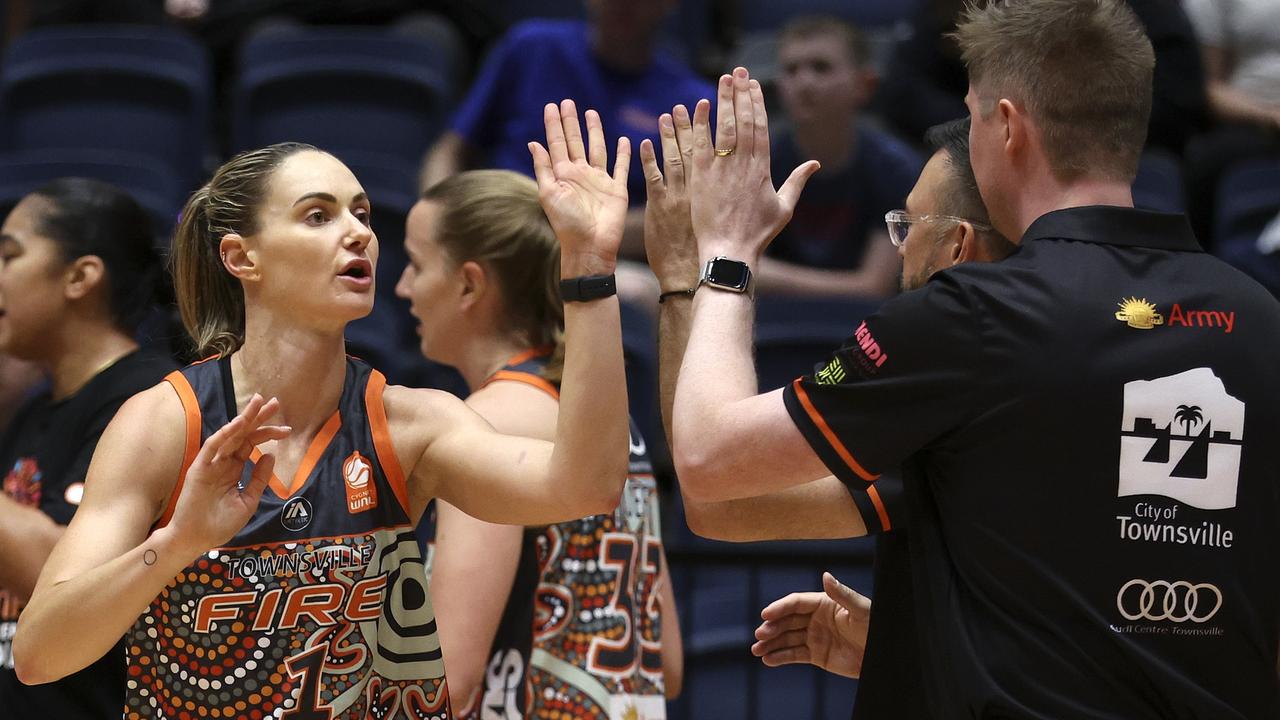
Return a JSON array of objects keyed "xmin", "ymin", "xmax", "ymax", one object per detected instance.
[
  {"xmin": 232, "ymin": 28, "xmax": 454, "ymax": 164},
  {"xmin": 0, "ymin": 149, "xmax": 183, "ymax": 246},
  {"xmin": 1213, "ymin": 158, "xmax": 1280, "ymax": 298},
  {"xmin": 0, "ymin": 25, "xmax": 211, "ymax": 190},
  {"xmin": 1132, "ymin": 149, "xmax": 1186, "ymax": 213}
]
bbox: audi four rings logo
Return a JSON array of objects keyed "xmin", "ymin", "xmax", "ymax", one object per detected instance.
[{"xmin": 1117, "ymin": 579, "xmax": 1223, "ymax": 623}]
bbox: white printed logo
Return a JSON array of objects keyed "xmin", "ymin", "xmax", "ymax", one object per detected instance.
[
  {"xmin": 344, "ymin": 453, "xmax": 371, "ymax": 489},
  {"xmin": 1116, "ymin": 579, "xmax": 1223, "ymax": 623},
  {"xmin": 1118, "ymin": 368, "xmax": 1243, "ymax": 510},
  {"xmin": 280, "ymin": 496, "xmax": 313, "ymax": 531}
]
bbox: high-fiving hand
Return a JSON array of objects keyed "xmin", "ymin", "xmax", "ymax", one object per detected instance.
[
  {"xmin": 528, "ymin": 100, "xmax": 631, "ymax": 275},
  {"xmin": 640, "ymin": 104, "xmax": 699, "ymax": 293},
  {"xmin": 751, "ymin": 571, "xmax": 873, "ymax": 679},
  {"xmin": 686, "ymin": 67, "xmax": 820, "ymax": 263}
]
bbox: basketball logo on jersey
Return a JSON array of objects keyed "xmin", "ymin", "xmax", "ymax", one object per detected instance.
[
  {"xmin": 343, "ymin": 451, "xmax": 379, "ymax": 514},
  {"xmin": 281, "ymin": 496, "xmax": 313, "ymax": 531},
  {"xmin": 1117, "ymin": 367, "xmax": 1243, "ymax": 510}
]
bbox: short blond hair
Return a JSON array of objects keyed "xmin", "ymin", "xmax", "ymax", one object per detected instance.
[{"xmin": 953, "ymin": 0, "xmax": 1154, "ymax": 183}]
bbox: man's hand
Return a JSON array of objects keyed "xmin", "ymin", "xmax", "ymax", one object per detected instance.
[
  {"xmin": 686, "ymin": 67, "xmax": 820, "ymax": 263},
  {"xmin": 528, "ymin": 100, "xmax": 631, "ymax": 277},
  {"xmin": 751, "ymin": 572, "xmax": 872, "ymax": 679},
  {"xmin": 641, "ymin": 105, "xmax": 700, "ymax": 293}
]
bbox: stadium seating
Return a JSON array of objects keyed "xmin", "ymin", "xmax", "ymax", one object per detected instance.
[
  {"xmin": 1213, "ymin": 158, "xmax": 1280, "ymax": 298},
  {"xmin": 231, "ymin": 27, "xmax": 454, "ymax": 165},
  {"xmin": 0, "ymin": 25, "xmax": 212, "ymax": 190},
  {"xmin": 1132, "ymin": 149, "xmax": 1186, "ymax": 213}
]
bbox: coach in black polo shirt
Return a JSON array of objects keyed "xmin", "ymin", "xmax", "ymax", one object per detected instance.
[{"xmin": 666, "ymin": 1, "xmax": 1280, "ymax": 717}]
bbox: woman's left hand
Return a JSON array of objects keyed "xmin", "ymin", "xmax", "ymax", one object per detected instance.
[{"xmin": 528, "ymin": 100, "xmax": 631, "ymax": 275}]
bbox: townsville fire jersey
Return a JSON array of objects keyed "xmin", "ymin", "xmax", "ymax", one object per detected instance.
[
  {"xmin": 126, "ymin": 356, "xmax": 451, "ymax": 720},
  {"xmin": 422, "ymin": 351, "xmax": 668, "ymax": 720}
]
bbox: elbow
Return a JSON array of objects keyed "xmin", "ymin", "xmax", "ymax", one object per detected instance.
[
  {"xmin": 12, "ymin": 636, "xmax": 54, "ymax": 686},
  {"xmin": 588, "ymin": 462, "xmax": 628, "ymax": 516},
  {"xmin": 665, "ymin": 670, "xmax": 684, "ymax": 700},
  {"xmin": 673, "ymin": 448, "xmax": 731, "ymax": 505}
]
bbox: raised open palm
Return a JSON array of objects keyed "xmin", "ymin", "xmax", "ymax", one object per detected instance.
[
  {"xmin": 751, "ymin": 572, "xmax": 872, "ymax": 679},
  {"xmin": 528, "ymin": 100, "xmax": 631, "ymax": 264}
]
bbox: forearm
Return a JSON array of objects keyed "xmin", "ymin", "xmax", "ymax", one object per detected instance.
[
  {"xmin": 419, "ymin": 132, "xmax": 467, "ymax": 192},
  {"xmin": 658, "ymin": 561, "xmax": 683, "ymax": 699},
  {"xmin": 0, "ymin": 496, "xmax": 63, "ymax": 602},
  {"xmin": 1207, "ymin": 82, "xmax": 1280, "ymax": 128},
  {"xmin": 14, "ymin": 526, "xmax": 197, "ymax": 684},
  {"xmin": 682, "ymin": 477, "xmax": 866, "ymax": 541}
]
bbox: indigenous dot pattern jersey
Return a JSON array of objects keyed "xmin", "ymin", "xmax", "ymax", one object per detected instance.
[
  {"xmin": 422, "ymin": 351, "xmax": 668, "ymax": 720},
  {"xmin": 125, "ymin": 356, "xmax": 451, "ymax": 720}
]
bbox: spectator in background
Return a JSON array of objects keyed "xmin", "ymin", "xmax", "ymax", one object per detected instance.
[
  {"xmin": 878, "ymin": 0, "xmax": 1208, "ymax": 155},
  {"xmin": 0, "ymin": 179, "xmax": 174, "ymax": 719},
  {"xmin": 420, "ymin": 0, "xmax": 713, "ymax": 260},
  {"xmin": 1183, "ymin": 0, "xmax": 1280, "ymax": 245},
  {"xmin": 758, "ymin": 17, "xmax": 919, "ymax": 299}
]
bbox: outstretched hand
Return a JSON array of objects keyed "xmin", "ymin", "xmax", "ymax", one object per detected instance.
[
  {"xmin": 640, "ymin": 105, "xmax": 700, "ymax": 293},
  {"xmin": 528, "ymin": 100, "xmax": 631, "ymax": 275},
  {"xmin": 751, "ymin": 572, "xmax": 872, "ymax": 679},
  {"xmin": 686, "ymin": 67, "xmax": 820, "ymax": 262},
  {"xmin": 167, "ymin": 394, "xmax": 290, "ymax": 557}
]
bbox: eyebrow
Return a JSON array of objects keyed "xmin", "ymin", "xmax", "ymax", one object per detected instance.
[{"xmin": 292, "ymin": 191, "xmax": 369, "ymax": 206}]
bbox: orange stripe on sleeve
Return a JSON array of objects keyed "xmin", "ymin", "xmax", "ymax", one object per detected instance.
[
  {"xmin": 366, "ymin": 371, "xmax": 411, "ymax": 514},
  {"xmin": 791, "ymin": 379, "xmax": 879, "ymax": 483},
  {"xmin": 482, "ymin": 370, "xmax": 560, "ymax": 400},
  {"xmin": 156, "ymin": 371, "xmax": 202, "ymax": 529},
  {"xmin": 865, "ymin": 483, "xmax": 892, "ymax": 532}
]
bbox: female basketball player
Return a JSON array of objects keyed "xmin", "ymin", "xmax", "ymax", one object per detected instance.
[
  {"xmin": 0, "ymin": 179, "xmax": 174, "ymax": 719},
  {"xmin": 13, "ymin": 101, "xmax": 632, "ymax": 720},
  {"xmin": 397, "ymin": 169, "xmax": 682, "ymax": 719}
]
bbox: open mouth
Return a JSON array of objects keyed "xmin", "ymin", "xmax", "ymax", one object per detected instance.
[{"xmin": 338, "ymin": 258, "xmax": 372, "ymax": 280}]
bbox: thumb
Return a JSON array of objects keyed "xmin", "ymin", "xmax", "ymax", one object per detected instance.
[
  {"xmin": 777, "ymin": 160, "xmax": 821, "ymax": 213},
  {"xmin": 822, "ymin": 571, "xmax": 869, "ymax": 616}
]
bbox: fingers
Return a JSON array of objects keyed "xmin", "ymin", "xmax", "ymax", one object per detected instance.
[
  {"xmin": 754, "ymin": 612, "xmax": 816, "ymax": 641},
  {"xmin": 528, "ymin": 142, "xmax": 554, "ymax": 191},
  {"xmin": 560, "ymin": 99, "xmax": 587, "ymax": 163},
  {"xmin": 612, "ymin": 136, "xmax": 632, "ymax": 185},
  {"xmin": 657, "ymin": 113, "xmax": 683, "ymax": 191},
  {"xmin": 749, "ymin": 78, "xmax": 770, "ymax": 160},
  {"xmin": 640, "ymin": 139, "xmax": 665, "ymax": 197},
  {"xmin": 244, "ymin": 424, "xmax": 292, "ymax": 447},
  {"xmin": 585, "ymin": 109, "xmax": 606, "ymax": 170},
  {"xmin": 760, "ymin": 590, "xmax": 825, "ymax": 622},
  {"xmin": 823, "ymin": 572, "xmax": 871, "ymax": 617},
  {"xmin": 713, "ymin": 73, "xmax": 735, "ymax": 155},
  {"xmin": 754, "ymin": 644, "xmax": 813, "ymax": 667},
  {"xmin": 542, "ymin": 103, "xmax": 568, "ymax": 165},
  {"xmin": 732, "ymin": 67, "xmax": 755, "ymax": 158},
  {"xmin": 691, "ymin": 98, "xmax": 713, "ymax": 163},
  {"xmin": 200, "ymin": 394, "xmax": 264, "ymax": 465},
  {"xmin": 242, "ymin": 452, "xmax": 276, "ymax": 503},
  {"xmin": 673, "ymin": 104, "xmax": 695, "ymax": 166},
  {"xmin": 777, "ymin": 160, "xmax": 821, "ymax": 214}
]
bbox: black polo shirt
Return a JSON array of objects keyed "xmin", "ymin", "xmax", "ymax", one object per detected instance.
[{"xmin": 784, "ymin": 206, "xmax": 1280, "ymax": 718}]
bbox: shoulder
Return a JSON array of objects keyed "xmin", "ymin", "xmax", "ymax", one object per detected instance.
[
  {"xmin": 82, "ymin": 380, "xmax": 189, "ymax": 516},
  {"xmin": 379, "ymin": 384, "xmax": 474, "ymax": 462},
  {"xmin": 466, "ymin": 380, "xmax": 559, "ymax": 442}
]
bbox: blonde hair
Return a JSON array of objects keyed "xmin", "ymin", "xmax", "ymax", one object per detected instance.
[
  {"xmin": 422, "ymin": 170, "xmax": 565, "ymax": 382},
  {"xmin": 171, "ymin": 142, "xmax": 318, "ymax": 357},
  {"xmin": 953, "ymin": 0, "xmax": 1154, "ymax": 183}
]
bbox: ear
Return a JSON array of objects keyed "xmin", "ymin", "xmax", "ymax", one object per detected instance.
[
  {"xmin": 219, "ymin": 233, "xmax": 259, "ymax": 282},
  {"xmin": 998, "ymin": 98, "xmax": 1027, "ymax": 159},
  {"xmin": 952, "ymin": 222, "xmax": 981, "ymax": 265},
  {"xmin": 63, "ymin": 255, "xmax": 106, "ymax": 301},
  {"xmin": 458, "ymin": 260, "xmax": 489, "ymax": 311}
]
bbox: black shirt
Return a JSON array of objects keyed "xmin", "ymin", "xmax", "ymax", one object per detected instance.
[
  {"xmin": 785, "ymin": 206, "xmax": 1280, "ymax": 718},
  {"xmin": 0, "ymin": 348, "xmax": 174, "ymax": 719}
]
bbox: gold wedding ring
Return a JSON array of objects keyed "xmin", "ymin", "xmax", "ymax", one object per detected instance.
[{"xmin": 714, "ymin": 147, "xmax": 735, "ymax": 157}]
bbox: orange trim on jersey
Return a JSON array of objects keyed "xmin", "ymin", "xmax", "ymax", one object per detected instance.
[
  {"xmin": 502, "ymin": 345, "xmax": 554, "ymax": 368},
  {"xmin": 482, "ymin": 370, "xmax": 560, "ymax": 400},
  {"xmin": 791, "ymin": 379, "xmax": 879, "ymax": 483},
  {"xmin": 157, "ymin": 371, "xmax": 203, "ymax": 529},
  {"xmin": 250, "ymin": 411, "xmax": 342, "ymax": 499},
  {"xmin": 365, "ymin": 370, "xmax": 411, "ymax": 514},
  {"xmin": 866, "ymin": 484, "xmax": 892, "ymax": 532}
]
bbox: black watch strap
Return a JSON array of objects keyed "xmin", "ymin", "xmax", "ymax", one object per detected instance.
[{"xmin": 559, "ymin": 273, "xmax": 617, "ymax": 302}]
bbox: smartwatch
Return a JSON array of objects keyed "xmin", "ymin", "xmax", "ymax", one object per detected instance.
[{"xmin": 698, "ymin": 256, "xmax": 754, "ymax": 296}]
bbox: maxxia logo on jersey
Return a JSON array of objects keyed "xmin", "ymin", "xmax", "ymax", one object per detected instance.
[
  {"xmin": 343, "ymin": 451, "xmax": 378, "ymax": 514},
  {"xmin": 1111, "ymin": 579, "xmax": 1225, "ymax": 637},
  {"xmin": 1114, "ymin": 296, "xmax": 1236, "ymax": 333},
  {"xmin": 1116, "ymin": 367, "xmax": 1243, "ymax": 548}
]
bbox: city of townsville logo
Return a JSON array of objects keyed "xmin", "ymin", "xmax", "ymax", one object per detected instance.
[{"xmin": 1115, "ymin": 297, "xmax": 1163, "ymax": 329}]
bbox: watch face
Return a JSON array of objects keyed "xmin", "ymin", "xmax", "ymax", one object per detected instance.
[{"xmin": 708, "ymin": 259, "xmax": 750, "ymax": 289}]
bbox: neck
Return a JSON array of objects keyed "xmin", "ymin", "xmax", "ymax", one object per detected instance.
[
  {"xmin": 590, "ymin": 26, "xmax": 655, "ymax": 73},
  {"xmin": 454, "ymin": 331, "xmax": 535, "ymax": 392},
  {"xmin": 792, "ymin": 120, "xmax": 856, "ymax": 172},
  {"xmin": 46, "ymin": 320, "xmax": 138, "ymax": 401},
  {"xmin": 233, "ymin": 310, "xmax": 348, "ymax": 436},
  {"xmin": 1004, "ymin": 176, "xmax": 1135, "ymax": 242}
]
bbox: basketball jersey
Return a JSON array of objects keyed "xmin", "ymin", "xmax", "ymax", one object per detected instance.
[
  {"xmin": 421, "ymin": 350, "xmax": 668, "ymax": 720},
  {"xmin": 125, "ymin": 356, "xmax": 451, "ymax": 720}
]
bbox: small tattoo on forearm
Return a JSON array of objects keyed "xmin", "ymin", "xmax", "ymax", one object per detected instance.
[{"xmin": 143, "ymin": 549, "xmax": 157, "ymax": 566}]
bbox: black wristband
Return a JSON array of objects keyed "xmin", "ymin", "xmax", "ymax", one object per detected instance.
[
  {"xmin": 658, "ymin": 287, "xmax": 697, "ymax": 304},
  {"xmin": 559, "ymin": 273, "xmax": 617, "ymax": 302}
]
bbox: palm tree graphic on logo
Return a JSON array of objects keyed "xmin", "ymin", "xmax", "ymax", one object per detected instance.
[{"xmin": 1174, "ymin": 404, "xmax": 1203, "ymax": 437}]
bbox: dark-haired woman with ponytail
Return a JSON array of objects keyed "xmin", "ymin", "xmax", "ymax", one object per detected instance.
[
  {"xmin": 13, "ymin": 102, "xmax": 632, "ymax": 720},
  {"xmin": 0, "ymin": 178, "xmax": 174, "ymax": 719}
]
